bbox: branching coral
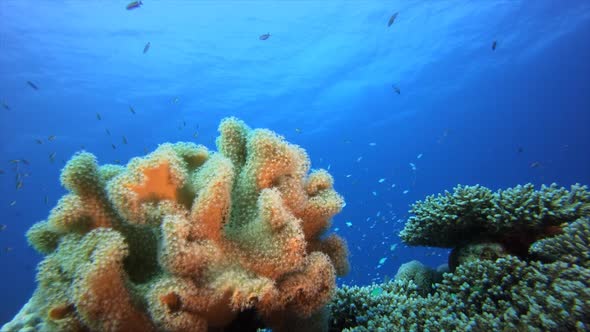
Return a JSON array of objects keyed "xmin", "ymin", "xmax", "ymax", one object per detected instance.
[
  {"xmin": 339, "ymin": 183, "xmax": 590, "ymax": 331},
  {"xmin": 330, "ymin": 214, "xmax": 590, "ymax": 331},
  {"xmin": 3, "ymin": 117, "xmax": 348, "ymax": 332},
  {"xmin": 330, "ymin": 253, "xmax": 590, "ymax": 331}
]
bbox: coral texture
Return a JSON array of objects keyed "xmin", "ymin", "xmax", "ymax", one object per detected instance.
[
  {"xmin": 330, "ymin": 218, "xmax": 590, "ymax": 331},
  {"xmin": 400, "ymin": 183, "xmax": 590, "ymax": 254},
  {"xmin": 3, "ymin": 117, "xmax": 348, "ymax": 332}
]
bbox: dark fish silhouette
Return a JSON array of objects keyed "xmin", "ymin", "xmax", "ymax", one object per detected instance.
[
  {"xmin": 392, "ymin": 85, "xmax": 401, "ymax": 94},
  {"xmin": 129, "ymin": 106, "xmax": 136, "ymax": 114},
  {"xmin": 126, "ymin": 1, "xmax": 142, "ymax": 10},
  {"xmin": 259, "ymin": 33, "xmax": 271, "ymax": 40},
  {"xmin": 96, "ymin": 113, "xmax": 102, "ymax": 120},
  {"xmin": 492, "ymin": 40, "xmax": 497, "ymax": 50},
  {"xmin": 27, "ymin": 81, "xmax": 39, "ymax": 90},
  {"xmin": 388, "ymin": 12, "xmax": 398, "ymax": 27},
  {"xmin": 1, "ymin": 102, "xmax": 10, "ymax": 110},
  {"xmin": 143, "ymin": 42, "xmax": 151, "ymax": 54}
]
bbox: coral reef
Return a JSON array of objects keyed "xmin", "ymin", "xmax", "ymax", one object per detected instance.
[
  {"xmin": 2, "ymin": 117, "xmax": 348, "ymax": 332},
  {"xmin": 400, "ymin": 183, "xmax": 590, "ymax": 256},
  {"xmin": 393, "ymin": 260, "xmax": 441, "ymax": 296},
  {"xmin": 330, "ymin": 217, "xmax": 590, "ymax": 331}
]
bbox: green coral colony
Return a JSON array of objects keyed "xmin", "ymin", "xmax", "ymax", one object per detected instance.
[
  {"xmin": 3, "ymin": 118, "xmax": 590, "ymax": 332},
  {"xmin": 331, "ymin": 184, "xmax": 590, "ymax": 331}
]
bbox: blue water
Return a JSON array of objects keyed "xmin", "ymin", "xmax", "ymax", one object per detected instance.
[{"xmin": 1, "ymin": 0, "xmax": 589, "ymax": 324}]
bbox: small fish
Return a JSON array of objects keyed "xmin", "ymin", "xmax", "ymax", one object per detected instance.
[
  {"xmin": 143, "ymin": 42, "xmax": 151, "ymax": 54},
  {"xmin": 129, "ymin": 106, "xmax": 136, "ymax": 114},
  {"xmin": 417, "ymin": 153, "xmax": 423, "ymax": 159},
  {"xmin": 172, "ymin": 97, "xmax": 179, "ymax": 104},
  {"xmin": 392, "ymin": 85, "xmax": 401, "ymax": 94},
  {"xmin": 1, "ymin": 101, "xmax": 10, "ymax": 110},
  {"xmin": 403, "ymin": 190, "xmax": 409, "ymax": 194},
  {"xmin": 530, "ymin": 161, "xmax": 541, "ymax": 168},
  {"xmin": 114, "ymin": 159, "xmax": 121, "ymax": 164},
  {"xmin": 4, "ymin": 247, "xmax": 13, "ymax": 253},
  {"xmin": 96, "ymin": 113, "xmax": 102, "ymax": 120},
  {"xmin": 44, "ymin": 195, "xmax": 48, "ymax": 205},
  {"xmin": 122, "ymin": 136, "xmax": 128, "ymax": 144},
  {"xmin": 183, "ymin": 120, "xmax": 186, "ymax": 127},
  {"xmin": 21, "ymin": 159, "xmax": 30, "ymax": 165},
  {"xmin": 387, "ymin": 12, "xmax": 399, "ymax": 27},
  {"xmin": 10, "ymin": 200, "xmax": 16, "ymax": 206},
  {"xmin": 346, "ymin": 222, "xmax": 352, "ymax": 227},
  {"xmin": 378, "ymin": 178, "xmax": 386, "ymax": 183},
  {"xmin": 111, "ymin": 144, "xmax": 117, "ymax": 150},
  {"xmin": 0, "ymin": 224, "xmax": 6, "ymax": 231},
  {"xmin": 16, "ymin": 180, "xmax": 23, "ymax": 190},
  {"xmin": 126, "ymin": 1, "xmax": 142, "ymax": 10},
  {"xmin": 48, "ymin": 135, "xmax": 56, "ymax": 141},
  {"xmin": 193, "ymin": 132, "xmax": 199, "ymax": 139},
  {"xmin": 369, "ymin": 142, "xmax": 377, "ymax": 146},
  {"xmin": 409, "ymin": 162, "xmax": 416, "ymax": 171},
  {"xmin": 259, "ymin": 33, "xmax": 271, "ymax": 40},
  {"xmin": 106, "ymin": 129, "xmax": 111, "ymax": 136},
  {"xmin": 295, "ymin": 128, "xmax": 302, "ymax": 134},
  {"xmin": 9, "ymin": 159, "xmax": 20, "ymax": 164},
  {"xmin": 517, "ymin": 146, "xmax": 524, "ymax": 153},
  {"xmin": 35, "ymin": 139, "xmax": 43, "ymax": 144},
  {"xmin": 26, "ymin": 81, "xmax": 39, "ymax": 90},
  {"xmin": 378, "ymin": 257, "xmax": 387, "ymax": 265},
  {"xmin": 49, "ymin": 152, "xmax": 56, "ymax": 162},
  {"xmin": 492, "ymin": 40, "xmax": 497, "ymax": 50}
]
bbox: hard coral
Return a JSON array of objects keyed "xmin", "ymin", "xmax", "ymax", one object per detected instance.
[
  {"xmin": 400, "ymin": 183, "xmax": 590, "ymax": 253},
  {"xmin": 6, "ymin": 117, "xmax": 348, "ymax": 332}
]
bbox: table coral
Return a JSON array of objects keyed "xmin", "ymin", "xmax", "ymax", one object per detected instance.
[
  {"xmin": 330, "ymin": 217, "xmax": 590, "ymax": 331},
  {"xmin": 3, "ymin": 117, "xmax": 348, "ymax": 332},
  {"xmin": 400, "ymin": 183, "xmax": 590, "ymax": 255}
]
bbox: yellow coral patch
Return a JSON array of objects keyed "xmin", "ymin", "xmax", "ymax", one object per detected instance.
[{"xmin": 128, "ymin": 162, "xmax": 178, "ymax": 203}]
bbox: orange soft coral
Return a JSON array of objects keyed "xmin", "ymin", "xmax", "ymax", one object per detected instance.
[{"xmin": 12, "ymin": 117, "xmax": 348, "ymax": 332}]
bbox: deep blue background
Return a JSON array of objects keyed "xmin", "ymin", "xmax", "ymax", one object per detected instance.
[{"xmin": 1, "ymin": 0, "xmax": 589, "ymax": 324}]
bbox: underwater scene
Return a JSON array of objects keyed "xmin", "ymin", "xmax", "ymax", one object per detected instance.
[{"xmin": 1, "ymin": 1, "xmax": 590, "ymax": 331}]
